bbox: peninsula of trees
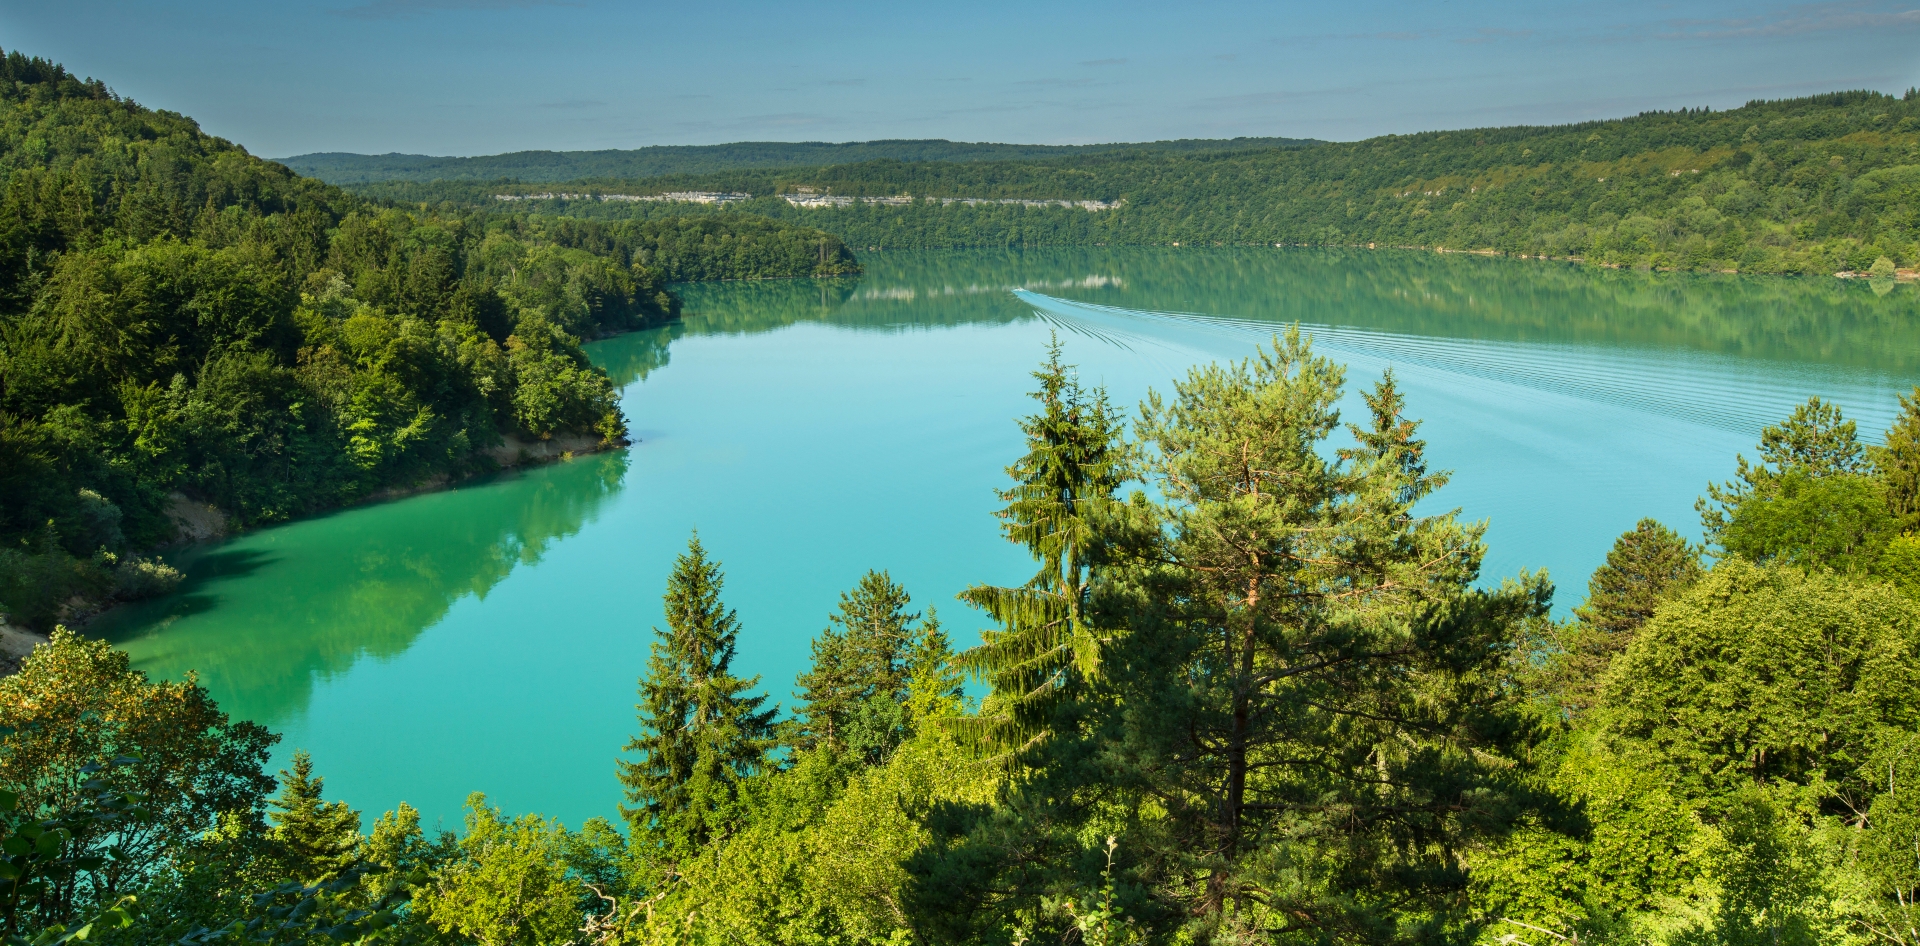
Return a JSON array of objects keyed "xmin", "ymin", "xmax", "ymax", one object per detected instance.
[
  {"xmin": 0, "ymin": 49, "xmax": 856, "ymax": 628},
  {"xmin": 356, "ymin": 90, "xmax": 1920, "ymax": 275}
]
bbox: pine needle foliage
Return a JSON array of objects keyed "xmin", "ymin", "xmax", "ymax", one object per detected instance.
[
  {"xmin": 266, "ymin": 751, "xmax": 363, "ymax": 884},
  {"xmin": 1575, "ymin": 520, "xmax": 1704, "ymax": 638},
  {"xmin": 793, "ymin": 570, "xmax": 951, "ymax": 766},
  {"xmin": 915, "ymin": 330, "xmax": 1558, "ymax": 941},
  {"xmin": 1878, "ymin": 387, "xmax": 1920, "ymax": 533},
  {"xmin": 1700, "ymin": 398, "xmax": 1866, "ymax": 538},
  {"xmin": 618, "ymin": 534, "xmax": 777, "ymax": 862},
  {"xmin": 1700, "ymin": 398, "xmax": 1901, "ymax": 571},
  {"xmin": 1701, "ymin": 397, "xmax": 1861, "ymax": 545},
  {"xmin": 1553, "ymin": 519, "xmax": 1702, "ymax": 713},
  {"xmin": 955, "ymin": 336, "xmax": 1128, "ymax": 756}
]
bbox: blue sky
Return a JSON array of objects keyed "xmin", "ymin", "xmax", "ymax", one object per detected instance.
[{"xmin": 4, "ymin": 0, "xmax": 1918, "ymax": 157}]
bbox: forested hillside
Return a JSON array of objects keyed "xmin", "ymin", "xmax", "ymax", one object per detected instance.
[
  {"xmin": 543, "ymin": 214, "xmax": 860, "ymax": 282},
  {"xmin": 364, "ymin": 90, "xmax": 1920, "ymax": 274},
  {"xmin": 0, "ymin": 50, "xmax": 851, "ymax": 629},
  {"xmin": 279, "ymin": 136, "xmax": 1320, "ymax": 184}
]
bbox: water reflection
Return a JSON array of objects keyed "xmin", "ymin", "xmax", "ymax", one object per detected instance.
[
  {"xmin": 95, "ymin": 451, "xmax": 630, "ymax": 726},
  {"xmin": 669, "ymin": 248, "xmax": 1919, "ymax": 374}
]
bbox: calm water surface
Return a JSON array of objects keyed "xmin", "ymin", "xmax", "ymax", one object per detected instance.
[{"xmin": 93, "ymin": 248, "xmax": 1920, "ymax": 829}]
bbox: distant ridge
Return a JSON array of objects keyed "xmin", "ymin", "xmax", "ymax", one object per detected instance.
[{"xmin": 275, "ymin": 137, "xmax": 1321, "ymax": 184}]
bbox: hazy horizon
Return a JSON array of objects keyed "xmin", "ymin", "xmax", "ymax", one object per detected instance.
[{"xmin": 5, "ymin": 0, "xmax": 1918, "ymax": 161}]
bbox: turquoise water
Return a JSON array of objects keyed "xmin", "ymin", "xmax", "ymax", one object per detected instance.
[{"xmin": 94, "ymin": 247, "xmax": 1920, "ymax": 830}]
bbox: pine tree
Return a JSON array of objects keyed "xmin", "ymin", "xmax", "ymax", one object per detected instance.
[
  {"xmin": 618, "ymin": 534, "xmax": 776, "ymax": 861},
  {"xmin": 1700, "ymin": 397, "xmax": 1865, "ymax": 546},
  {"xmin": 917, "ymin": 331, "xmax": 1557, "ymax": 939},
  {"xmin": 956, "ymin": 336, "xmax": 1129, "ymax": 754},
  {"xmin": 267, "ymin": 750, "xmax": 363, "ymax": 883},
  {"xmin": 793, "ymin": 570, "xmax": 948, "ymax": 765},
  {"xmin": 1877, "ymin": 387, "xmax": 1920, "ymax": 532},
  {"xmin": 1576, "ymin": 519, "xmax": 1702, "ymax": 637},
  {"xmin": 1555, "ymin": 519, "xmax": 1702, "ymax": 713},
  {"xmin": 1700, "ymin": 398, "xmax": 1898, "ymax": 569}
]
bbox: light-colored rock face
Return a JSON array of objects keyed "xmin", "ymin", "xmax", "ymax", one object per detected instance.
[
  {"xmin": 485, "ymin": 432, "xmax": 607, "ymax": 467},
  {"xmin": 166, "ymin": 492, "xmax": 229, "ymax": 543},
  {"xmin": 0, "ymin": 620, "xmax": 48, "ymax": 676}
]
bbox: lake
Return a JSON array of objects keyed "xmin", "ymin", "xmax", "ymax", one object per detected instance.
[{"xmin": 92, "ymin": 247, "xmax": 1920, "ymax": 831}]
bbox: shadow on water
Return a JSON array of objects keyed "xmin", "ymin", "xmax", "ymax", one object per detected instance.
[{"xmin": 94, "ymin": 450, "xmax": 632, "ymax": 727}]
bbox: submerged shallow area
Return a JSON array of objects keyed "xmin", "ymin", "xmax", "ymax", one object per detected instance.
[{"xmin": 92, "ymin": 247, "xmax": 1920, "ymax": 829}]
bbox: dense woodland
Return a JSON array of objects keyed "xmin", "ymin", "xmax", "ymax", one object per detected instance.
[
  {"xmin": 279, "ymin": 138, "xmax": 1321, "ymax": 185},
  {"xmin": 361, "ymin": 90, "xmax": 1920, "ymax": 275},
  {"xmin": 8, "ymin": 332, "xmax": 1920, "ymax": 946},
  {"xmin": 0, "ymin": 51, "xmax": 854, "ymax": 629}
]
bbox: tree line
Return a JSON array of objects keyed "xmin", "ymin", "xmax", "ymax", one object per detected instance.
[
  {"xmin": 0, "ymin": 50, "xmax": 855, "ymax": 630},
  {"xmin": 279, "ymin": 138, "xmax": 1320, "ymax": 186},
  {"xmin": 359, "ymin": 89, "xmax": 1920, "ymax": 275},
  {"xmin": 7, "ymin": 327, "xmax": 1920, "ymax": 944}
]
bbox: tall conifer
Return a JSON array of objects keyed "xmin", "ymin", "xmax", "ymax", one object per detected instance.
[
  {"xmin": 1878, "ymin": 387, "xmax": 1920, "ymax": 532},
  {"xmin": 956, "ymin": 337, "xmax": 1128, "ymax": 754},
  {"xmin": 1554, "ymin": 519, "xmax": 1702, "ymax": 713},
  {"xmin": 793, "ymin": 570, "xmax": 950, "ymax": 765},
  {"xmin": 916, "ymin": 331, "xmax": 1557, "ymax": 939},
  {"xmin": 267, "ymin": 750, "xmax": 363, "ymax": 883},
  {"xmin": 618, "ymin": 534, "xmax": 776, "ymax": 860}
]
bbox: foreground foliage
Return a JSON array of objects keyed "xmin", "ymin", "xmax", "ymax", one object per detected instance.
[{"xmin": 7, "ymin": 347, "xmax": 1920, "ymax": 944}]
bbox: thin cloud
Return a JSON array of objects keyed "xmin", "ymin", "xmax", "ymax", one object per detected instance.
[
  {"xmin": 1015, "ymin": 77, "xmax": 1097, "ymax": 87},
  {"xmin": 1458, "ymin": 27, "xmax": 1536, "ymax": 44},
  {"xmin": 1658, "ymin": 2, "xmax": 1920, "ymax": 38},
  {"xmin": 1271, "ymin": 29, "xmax": 1445, "ymax": 46},
  {"xmin": 334, "ymin": 0, "xmax": 578, "ymax": 20},
  {"xmin": 822, "ymin": 79, "xmax": 867, "ymax": 87}
]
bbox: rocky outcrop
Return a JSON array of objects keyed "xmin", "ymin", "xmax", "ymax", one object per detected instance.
[
  {"xmin": 166, "ymin": 492, "xmax": 230, "ymax": 543},
  {"xmin": 486, "ymin": 432, "xmax": 616, "ymax": 467},
  {"xmin": 0, "ymin": 619, "xmax": 48, "ymax": 676}
]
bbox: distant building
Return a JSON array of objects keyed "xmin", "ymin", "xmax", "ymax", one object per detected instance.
[{"xmin": 492, "ymin": 191, "xmax": 752, "ymax": 204}]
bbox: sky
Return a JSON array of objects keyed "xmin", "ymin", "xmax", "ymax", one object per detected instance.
[{"xmin": 4, "ymin": 0, "xmax": 1919, "ymax": 158}]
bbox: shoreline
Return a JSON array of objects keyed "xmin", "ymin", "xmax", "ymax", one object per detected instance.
[
  {"xmin": 0, "ymin": 430, "xmax": 630, "ymax": 663},
  {"xmin": 855, "ymin": 242, "xmax": 1920, "ymax": 280},
  {"xmin": 0, "ymin": 620, "xmax": 49, "ymax": 676}
]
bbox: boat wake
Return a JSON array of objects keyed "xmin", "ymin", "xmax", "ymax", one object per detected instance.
[{"xmin": 1012, "ymin": 289, "xmax": 1905, "ymax": 437}]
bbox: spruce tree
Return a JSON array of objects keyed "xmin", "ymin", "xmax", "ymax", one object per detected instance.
[
  {"xmin": 267, "ymin": 750, "xmax": 363, "ymax": 883},
  {"xmin": 1555, "ymin": 519, "xmax": 1702, "ymax": 712},
  {"xmin": 1700, "ymin": 397, "xmax": 1866, "ymax": 545},
  {"xmin": 618, "ymin": 534, "xmax": 776, "ymax": 861},
  {"xmin": 1701, "ymin": 398, "xmax": 1899, "ymax": 569},
  {"xmin": 956, "ymin": 336, "xmax": 1128, "ymax": 754},
  {"xmin": 1576, "ymin": 519, "xmax": 1702, "ymax": 637},
  {"xmin": 793, "ymin": 570, "xmax": 947, "ymax": 765},
  {"xmin": 916, "ymin": 330, "xmax": 1558, "ymax": 939},
  {"xmin": 1877, "ymin": 387, "xmax": 1920, "ymax": 532}
]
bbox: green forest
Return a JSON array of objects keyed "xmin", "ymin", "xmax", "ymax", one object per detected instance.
[
  {"xmin": 0, "ymin": 51, "xmax": 854, "ymax": 629},
  {"xmin": 10, "ymin": 41, "xmax": 1920, "ymax": 946},
  {"xmin": 358, "ymin": 90, "xmax": 1920, "ymax": 275},
  {"xmin": 278, "ymin": 138, "xmax": 1321, "ymax": 185},
  {"xmin": 9, "ymin": 332, "xmax": 1920, "ymax": 945}
]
